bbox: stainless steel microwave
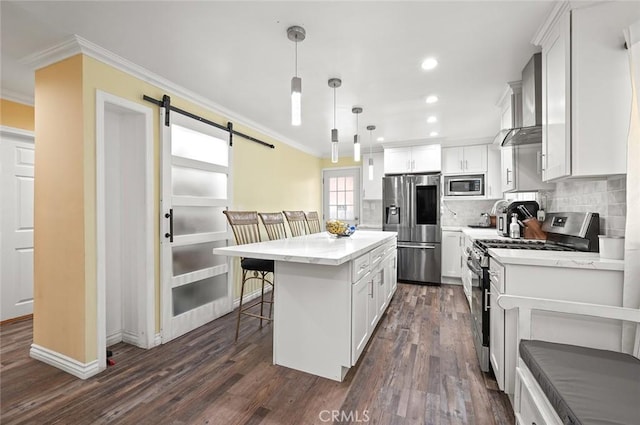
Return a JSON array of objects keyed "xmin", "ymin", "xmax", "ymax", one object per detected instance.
[{"xmin": 443, "ymin": 174, "xmax": 484, "ymax": 196}]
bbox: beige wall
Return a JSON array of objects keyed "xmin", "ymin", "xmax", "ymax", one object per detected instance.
[
  {"xmin": 34, "ymin": 55, "xmax": 88, "ymax": 361},
  {"xmin": 33, "ymin": 54, "xmax": 323, "ymax": 364},
  {"xmin": 0, "ymin": 98, "xmax": 35, "ymax": 130}
]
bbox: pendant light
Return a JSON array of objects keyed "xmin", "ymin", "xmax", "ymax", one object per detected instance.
[
  {"xmin": 287, "ymin": 26, "xmax": 305, "ymax": 126},
  {"xmin": 328, "ymin": 78, "xmax": 342, "ymax": 163},
  {"xmin": 367, "ymin": 125, "xmax": 376, "ymax": 180},
  {"xmin": 352, "ymin": 107, "xmax": 362, "ymax": 162}
]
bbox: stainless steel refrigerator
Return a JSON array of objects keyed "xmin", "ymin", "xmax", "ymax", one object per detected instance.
[{"xmin": 382, "ymin": 174, "xmax": 441, "ymax": 284}]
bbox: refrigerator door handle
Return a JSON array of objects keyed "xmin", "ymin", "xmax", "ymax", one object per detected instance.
[{"xmin": 397, "ymin": 244, "xmax": 437, "ymax": 249}]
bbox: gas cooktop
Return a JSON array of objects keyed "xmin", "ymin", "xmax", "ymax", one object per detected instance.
[{"xmin": 474, "ymin": 239, "xmax": 576, "ymax": 252}]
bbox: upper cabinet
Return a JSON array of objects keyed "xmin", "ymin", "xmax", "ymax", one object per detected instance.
[
  {"xmin": 362, "ymin": 152, "xmax": 384, "ymax": 200},
  {"xmin": 384, "ymin": 145, "xmax": 441, "ymax": 174},
  {"xmin": 441, "ymin": 145, "xmax": 487, "ymax": 174},
  {"xmin": 536, "ymin": 2, "xmax": 638, "ymax": 181}
]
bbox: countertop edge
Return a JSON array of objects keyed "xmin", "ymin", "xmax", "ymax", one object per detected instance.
[{"xmin": 488, "ymin": 248, "xmax": 625, "ymax": 271}]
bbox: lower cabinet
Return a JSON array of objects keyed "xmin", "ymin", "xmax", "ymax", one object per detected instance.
[
  {"xmin": 351, "ymin": 271, "xmax": 371, "ymax": 363},
  {"xmin": 489, "ymin": 279, "xmax": 505, "ymax": 391},
  {"xmin": 442, "ymin": 230, "xmax": 462, "ymax": 278},
  {"xmin": 351, "ymin": 243, "xmax": 397, "ymax": 365}
]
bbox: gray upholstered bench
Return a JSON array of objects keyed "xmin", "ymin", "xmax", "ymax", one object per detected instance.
[{"xmin": 498, "ymin": 295, "xmax": 640, "ymax": 425}]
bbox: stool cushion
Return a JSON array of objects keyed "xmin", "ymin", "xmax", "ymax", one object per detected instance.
[
  {"xmin": 241, "ymin": 258, "xmax": 274, "ymax": 273},
  {"xmin": 519, "ymin": 339, "xmax": 640, "ymax": 425}
]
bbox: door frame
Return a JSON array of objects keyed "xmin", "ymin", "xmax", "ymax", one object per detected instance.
[
  {"xmin": 321, "ymin": 166, "xmax": 362, "ymax": 224},
  {"xmin": 0, "ymin": 125, "xmax": 35, "ymax": 322},
  {"xmin": 96, "ymin": 91, "xmax": 155, "ymax": 373}
]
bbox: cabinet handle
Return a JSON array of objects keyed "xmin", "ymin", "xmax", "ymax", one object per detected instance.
[
  {"xmin": 411, "ymin": 159, "xmax": 415, "ymax": 170},
  {"xmin": 164, "ymin": 209, "xmax": 173, "ymax": 243},
  {"xmin": 506, "ymin": 169, "xmax": 512, "ymax": 184},
  {"xmin": 465, "ymin": 160, "xmax": 468, "ymax": 169},
  {"xmin": 369, "ymin": 280, "xmax": 374, "ymax": 298},
  {"xmin": 460, "ymin": 160, "xmax": 464, "ymax": 170},
  {"xmin": 541, "ymin": 153, "xmax": 546, "ymax": 171}
]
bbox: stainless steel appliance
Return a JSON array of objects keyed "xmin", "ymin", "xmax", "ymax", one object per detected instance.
[
  {"xmin": 443, "ymin": 174, "xmax": 484, "ymax": 197},
  {"xmin": 383, "ymin": 174, "xmax": 441, "ymax": 284},
  {"xmin": 466, "ymin": 211, "xmax": 600, "ymax": 372},
  {"xmin": 497, "ymin": 201, "xmax": 540, "ymax": 237}
]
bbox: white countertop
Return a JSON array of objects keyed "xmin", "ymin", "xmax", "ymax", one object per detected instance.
[
  {"xmin": 214, "ymin": 230, "xmax": 397, "ymax": 266},
  {"xmin": 442, "ymin": 225, "xmax": 505, "ymax": 240},
  {"xmin": 488, "ymin": 249, "xmax": 624, "ymax": 271}
]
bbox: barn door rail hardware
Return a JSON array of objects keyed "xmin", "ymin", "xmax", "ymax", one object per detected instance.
[{"xmin": 143, "ymin": 94, "xmax": 275, "ymax": 149}]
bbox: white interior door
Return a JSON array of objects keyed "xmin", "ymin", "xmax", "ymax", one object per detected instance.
[
  {"xmin": 0, "ymin": 127, "xmax": 34, "ymax": 321},
  {"xmin": 160, "ymin": 110, "xmax": 233, "ymax": 342},
  {"xmin": 322, "ymin": 168, "xmax": 360, "ymax": 225}
]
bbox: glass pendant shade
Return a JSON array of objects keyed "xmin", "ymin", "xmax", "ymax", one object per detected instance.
[
  {"xmin": 368, "ymin": 157, "xmax": 374, "ymax": 180},
  {"xmin": 291, "ymin": 77, "xmax": 302, "ymax": 126},
  {"xmin": 353, "ymin": 135, "xmax": 361, "ymax": 162},
  {"xmin": 331, "ymin": 129, "xmax": 339, "ymax": 163}
]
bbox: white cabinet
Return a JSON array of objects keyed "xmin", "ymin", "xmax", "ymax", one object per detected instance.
[
  {"xmin": 441, "ymin": 230, "xmax": 462, "ymax": 279},
  {"xmin": 350, "ymin": 241, "xmax": 397, "ymax": 365},
  {"xmin": 489, "ymin": 259, "xmax": 506, "ymax": 391},
  {"xmin": 351, "ymin": 270, "xmax": 371, "ymax": 363},
  {"xmin": 362, "ymin": 152, "xmax": 384, "ymax": 200},
  {"xmin": 490, "ymin": 254, "xmax": 625, "ymax": 396},
  {"xmin": 384, "ymin": 145, "xmax": 441, "ymax": 174},
  {"xmin": 441, "ymin": 145, "xmax": 487, "ymax": 174},
  {"xmin": 538, "ymin": 2, "xmax": 637, "ymax": 181},
  {"xmin": 541, "ymin": 10, "xmax": 571, "ymax": 181},
  {"xmin": 485, "ymin": 145, "xmax": 502, "ymax": 199},
  {"xmin": 461, "ymin": 234, "xmax": 473, "ymax": 306},
  {"xmin": 501, "ymin": 144, "xmax": 555, "ymax": 193}
]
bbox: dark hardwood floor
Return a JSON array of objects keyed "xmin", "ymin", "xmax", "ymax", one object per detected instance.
[{"xmin": 0, "ymin": 284, "xmax": 513, "ymax": 425}]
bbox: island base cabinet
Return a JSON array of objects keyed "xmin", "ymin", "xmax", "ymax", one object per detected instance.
[
  {"xmin": 273, "ymin": 261, "xmax": 352, "ymax": 381},
  {"xmin": 352, "ymin": 271, "xmax": 371, "ymax": 363}
]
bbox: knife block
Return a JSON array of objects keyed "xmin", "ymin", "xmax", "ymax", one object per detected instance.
[{"xmin": 523, "ymin": 218, "xmax": 547, "ymax": 240}]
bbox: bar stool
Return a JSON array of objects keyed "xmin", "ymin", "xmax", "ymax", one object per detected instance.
[
  {"xmin": 304, "ymin": 211, "xmax": 322, "ymax": 234},
  {"xmin": 222, "ymin": 210, "xmax": 274, "ymax": 341},
  {"xmin": 283, "ymin": 210, "xmax": 308, "ymax": 237},
  {"xmin": 259, "ymin": 212, "xmax": 288, "ymax": 240}
]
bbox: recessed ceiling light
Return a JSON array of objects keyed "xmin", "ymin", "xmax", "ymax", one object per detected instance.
[
  {"xmin": 376, "ymin": 137, "xmax": 384, "ymax": 142},
  {"xmin": 430, "ymin": 131, "xmax": 439, "ymax": 137},
  {"xmin": 427, "ymin": 116, "xmax": 437, "ymax": 123},
  {"xmin": 421, "ymin": 57, "xmax": 438, "ymax": 71},
  {"xmin": 425, "ymin": 95, "xmax": 439, "ymax": 104}
]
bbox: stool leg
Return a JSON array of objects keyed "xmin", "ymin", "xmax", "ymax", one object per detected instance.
[
  {"xmin": 268, "ymin": 274, "xmax": 274, "ymax": 320},
  {"xmin": 259, "ymin": 272, "xmax": 266, "ymax": 328},
  {"xmin": 236, "ymin": 269, "xmax": 247, "ymax": 341}
]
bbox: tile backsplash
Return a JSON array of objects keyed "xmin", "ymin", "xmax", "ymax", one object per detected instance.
[
  {"xmin": 361, "ymin": 200, "xmax": 383, "ymax": 228},
  {"xmin": 542, "ymin": 175, "xmax": 627, "ymax": 237},
  {"xmin": 440, "ymin": 199, "xmax": 498, "ymax": 227}
]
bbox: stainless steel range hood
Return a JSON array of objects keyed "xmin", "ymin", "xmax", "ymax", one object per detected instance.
[{"xmin": 501, "ymin": 53, "xmax": 542, "ymax": 147}]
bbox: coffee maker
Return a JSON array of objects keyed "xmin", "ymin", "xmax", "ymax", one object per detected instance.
[{"xmin": 497, "ymin": 201, "xmax": 539, "ymax": 237}]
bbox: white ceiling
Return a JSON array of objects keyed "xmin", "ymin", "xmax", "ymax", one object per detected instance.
[{"xmin": 1, "ymin": 1, "xmax": 554, "ymax": 157}]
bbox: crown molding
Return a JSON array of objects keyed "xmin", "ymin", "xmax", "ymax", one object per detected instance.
[
  {"xmin": 531, "ymin": 1, "xmax": 572, "ymax": 46},
  {"xmin": 19, "ymin": 35, "xmax": 322, "ymax": 157},
  {"xmin": 0, "ymin": 88, "xmax": 34, "ymax": 106}
]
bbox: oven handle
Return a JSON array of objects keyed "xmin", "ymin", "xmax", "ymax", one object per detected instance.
[
  {"xmin": 484, "ymin": 289, "xmax": 490, "ymax": 312},
  {"xmin": 466, "ymin": 257, "xmax": 483, "ymax": 275}
]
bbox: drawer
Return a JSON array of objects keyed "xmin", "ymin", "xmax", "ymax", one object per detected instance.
[
  {"xmin": 370, "ymin": 245, "xmax": 386, "ymax": 266},
  {"xmin": 489, "ymin": 258, "xmax": 505, "ymax": 292},
  {"xmin": 352, "ymin": 253, "xmax": 371, "ymax": 282},
  {"xmin": 516, "ymin": 368, "xmax": 547, "ymax": 425}
]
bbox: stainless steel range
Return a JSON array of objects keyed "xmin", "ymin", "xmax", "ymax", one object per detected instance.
[{"xmin": 467, "ymin": 212, "xmax": 600, "ymax": 372}]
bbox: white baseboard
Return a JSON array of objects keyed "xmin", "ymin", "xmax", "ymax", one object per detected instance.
[
  {"xmin": 154, "ymin": 333, "xmax": 162, "ymax": 346},
  {"xmin": 30, "ymin": 344, "xmax": 100, "ymax": 380},
  {"xmin": 106, "ymin": 332, "xmax": 121, "ymax": 347},
  {"xmin": 441, "ymin": 276, "xmax": 463, "ymax": 285},
  {"xmin": 233, "ymin": 286, "xmax": 273, "ymax": 309}
]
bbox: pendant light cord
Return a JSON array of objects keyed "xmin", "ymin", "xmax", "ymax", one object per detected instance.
[{"xmin": 295, "ymin": 40, "xmax": 298, "ymax": 78}]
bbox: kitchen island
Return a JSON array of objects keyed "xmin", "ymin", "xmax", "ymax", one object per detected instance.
[{"xmin": 213, "ymin": 230, "xmax": 397, "ymax": 381}]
